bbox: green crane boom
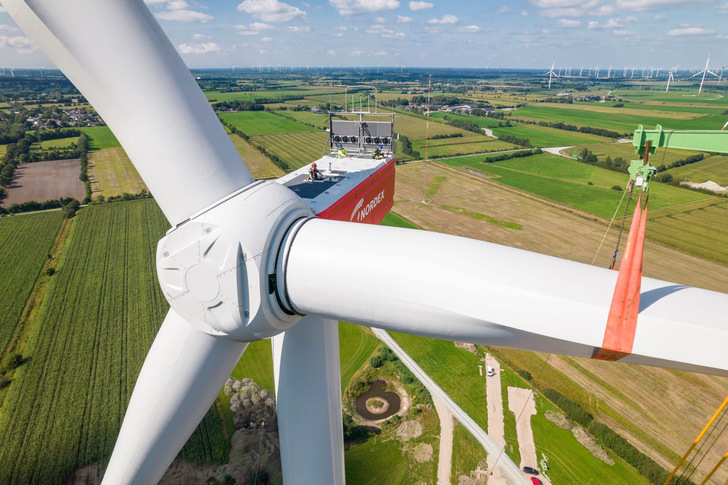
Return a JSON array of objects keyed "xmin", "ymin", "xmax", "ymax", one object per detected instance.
[{"xmin": 633, "ymin": 124, "xmax": 728, "ymax": 157}]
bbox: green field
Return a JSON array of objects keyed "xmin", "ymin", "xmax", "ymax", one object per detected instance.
[
  {"xmin": 0, "ymin": 211, "xmax": 62, "ymax": 355},
  {"xmin": 440, "ymin": 153, "xmax": 711, "ymax": 218},
  {"xmin": 89, "ymin": 147, "xmax": 147, "ymax": 198},
  {"xmin": 79, "ymin": 126, "xmax": 121, "ymax": 149},
  {"xmin": 429, "ymin": 112, "xmax": 503, "ymax": 129},
  {"xmin": 219, "ymin": 111, "xmax": 317, "ymax": 136},
  {"xmin": 275, "ymin": 109, "xmax": 329, "ymax": 129},
  {"xmin": 394, "ymin": 112, "xmax": 471, "ymax": 141},
  {"xmin": 345, "ymin": 436, "xmax": 410, "ymax": 484},
  {"xmin": 228, "ymin": 133, "xmax": 284, "ymax": 180},
  {"xmin": 564, "ymin": 142, "xmax": 700, "ymax": 168},
  {"xmin": 612, "ymin": 90, "xmax": 728, "ymax": 105},
  {"xmin": 252, "ymin": 131, "xmax": 328, "ymax": 170},
  {"xmin": 389, "ymin": 333, "xmax": 488, "ymax": 430},
  {"xmin": 514, "ymin": 104, "xmax": 728, "ymax": 132},
  {"xmin": 33, "ymin": 137, "xmax": 78, "ymax": 150},
  {"xmin": 339, "ymin": 322, "xmax": 379, "ymax": 388},
  {"xmin": 0, "ymin": 200, "xmax": 228, "ymax": 483},
  {"xmin": 413, "ymin": 138, "xmax": 517, "ymax": 158},
  {"xmin": 648, "ymin": 201, "xmax": 728, "ymax": 265},
  {"xmin": 666, "ymin": 154, "xmax": 728, "ymax": 185},
  {"xmin": 205, "ymin": 87, "xmax": 340, "ymax": 103},
  {"xmin": 532, "ymin": 396, "xmax": 649, "ymax": 484},
  {"xmin": 492, "ymin": 123, "xmax": 612, "ymax": 147},
  {"xmin": 451, "ymin": 422, "xmax": 486, "ymax": 482},
  {"xmin": 381, "ymin": 211, "xmax": 420, "ymax": 229}
]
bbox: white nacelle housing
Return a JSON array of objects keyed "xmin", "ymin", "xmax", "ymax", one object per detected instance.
[{"xmin": 156, "ymin": 181, "xmax": 312, "ymax": 342}]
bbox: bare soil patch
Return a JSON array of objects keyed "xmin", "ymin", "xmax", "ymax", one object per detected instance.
[
  {"xmin": 412, "ymin": 442, "xmax": 433, "ymax": 463},
  {"xmin": 396, "ymin": 419, "xmax": 423, "ymax": 441},
  {"xmin": 2, "ymin": 160, "xmax": 84, "ymax": 206},
  {"xmin": 455, "ymin": 341, "xmax": 479, "ymax": 356},
  {"xmin": 572, "ymin": 426, "xmax": 615, "ymax": 465},
  {"xmin": 544, "ymin": 410, "xmax": 572, "ymax": 430},
  {"xmin": 366, "ymin": 397, "xmax": 390, "ymax": 414}
]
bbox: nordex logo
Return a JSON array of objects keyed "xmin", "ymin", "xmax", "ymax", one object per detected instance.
[{"xmin": 350, "ymin": 190, "xmax": 385, "ymax": 222}]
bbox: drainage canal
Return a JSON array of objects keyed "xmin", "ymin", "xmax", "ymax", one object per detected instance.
[{"xmin": 354, "ymin": 380, "xmax": 401, "ymax": 420}]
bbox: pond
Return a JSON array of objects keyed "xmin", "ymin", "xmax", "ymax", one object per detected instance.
[{"xmin": 354, "ymin": 379, "xmax": 401, "ymax": 421}]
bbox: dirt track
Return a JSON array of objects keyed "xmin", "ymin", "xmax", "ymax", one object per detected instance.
[
  {"xmin": 2, "ymin": 159, "xmax": 85, "ymax": 206},
  {"xmin": 393, "ymin": 161, "xmax": 728, "ymax": 481}
]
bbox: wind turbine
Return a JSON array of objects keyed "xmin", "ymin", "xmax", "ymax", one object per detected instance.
[
  {"xmin": 545, "ymin": 60, "xmax": 558, "ymax": 89},
  {"xmin": 9, "ymin": 65, "xmax": 15, "ymax": 78},
  {"xmin": 4, "ymin": 2, "xmax": 728, "ymax": 484},
  {"xmin": 606, "ymin": 65, "xmax": 612, "ymax": 79},
  {"xmin": 692, "ymin": 55, "xmax": 718, "ymax": 94},
  {"xmin": 666, "ymin": 65, "xmax": 679, "ymax": 92}
]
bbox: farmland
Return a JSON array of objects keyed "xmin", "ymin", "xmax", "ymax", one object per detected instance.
[
  {"xmin": 274, "ymin": 109, "xmax": 329, "ymax": 129},
  {"xmin": 252, "ymin": 130, "xmax": 328, "ymax": 170},
  {"xmin": 79, "ymin": 126, "xmax": 120, "ymax": 149},
  {"xmin": 0, "ymin": 200, "xmax": 229, "ymax": 483},
  {"xmin": 393, "ymin": 112, "xmax": 471, "ymax": 141},
  {"xmin": 440, "ymin": 152, "xmax": 711, "ymax": 218},
  {"xmin": 0, "ymin": 211, "xmax": 62, "ymax": 356},
  {"xmin": 88, "ymin": 147, "xmax": 147, "ymax": 198},
  {"xmin": 666, "ymin": 154, "xmax": 728, "ymax": 185},
  {"xmin": 1, "ymin": 159, "xmax": 85, "ymax": 206},
  {"xmin": 219, "ymin": 111, "xmax": 317, "ymax": 136},
  {"xmin": 227, "ymin": 133, "xmax": 284, "ymax": 179}
]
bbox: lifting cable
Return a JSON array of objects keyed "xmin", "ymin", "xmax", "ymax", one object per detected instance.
[
  {"xmin": 674, "ymin": 402, "xmax": 728, "ymax": 485},
  {"xmin": 592, "ymin": 183, "xmax": 630, "ymax": 265}
]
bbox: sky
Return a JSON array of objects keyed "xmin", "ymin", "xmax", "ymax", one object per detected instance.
[{"xmin": 0, "ymin": 0, "xmax": 727, "ymax": 70}]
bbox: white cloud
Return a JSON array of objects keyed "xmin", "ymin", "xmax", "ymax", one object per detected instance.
[
  {"xmin": 587, "ymin": 20, "xmax": 599, "ymax": 29},
  {"xmin": 616, "ymin": 0, "xmax": 709, "ymax": 11},
  {"xmin": 262, "ymin": 37, "xmax": 272, "ymax": 42},
  {"xmin": 556, "ymin": 18, "xmax": 581, "ymax": 27},
  {"xmin": 667, "ymin": 26, "xmax": 714, "ymax": 36},
  {"xmin": 409, "ymin": 1, "xmax": 434, "ymax": 11},
  {"xmin": 365, "ymin": 24, "xmax": 406, "ymax": 38},
  {"xmin": 375, "ymin": 16, "xmax": 387, "ymax": 23},
  {"xmin": 531, "ymin": 0, "xmax": 599, "ymax": 17},
  {"xmin": 717, "ymin": 33, "xmax": 728, "ymax": 39},
  {"xmin": 456, "ymin": 25, "xmax": 480, "ymax": 32},
  {"xmin": 397, "ymin": 15, "xmax": 413, "ymax": 22},
  {"xmin": 0, "ymin": 24, "xmax": 18, "ymax": 32},
  {"xmin": 192, "ymin": 33, "xmax": 211, "ymax": 39},
  {"xmin": 589, "ymin": 17, "xmax": 638, "ymax": 29},
  {"xmin": 371, "ymin": 49, "xmax": 388, "ymax": 56},
  {"xmin": 335, "ymin": 26, "xmax": 348, "ymax": 31},
  {"xmin": 589, "ymin": 5, "xmax": 616, "ymax": 15},
  {"xmin": 154, "ymin": 0, "xmax": 213, "ymax": 22},
  {"xmin": 177, "ymin": 42, "xmax": 220, "ymax": 54},
  {"xmin": 235, "ymin": 22, "xmax": 277, "ymax": 35},
  {"xmin": 521, "ymin": 10, "xmax": 529, "ymax": 15},
  {"xmin": 283, "ymin": 25, "xmax": 311, "ymax": 31},
  {"xmin": 238, "ymin": 0, "xmax": 307, "ymax": 22},
  {"xmin": 497, "ymin": 6, "xmax": 511, "ymax": 13},
  {"xmin": 327, "ymin": 49, "xmax": 336, "ymax": 56},
  {"xmin": 427, "ymin": 14, "xmax": 458, "ymax": 24},
  {"xmin": 613, "ymin": 30, "xmax": 633, "ymax": 36},
  {"xmin": 330, "ymin": 0, "xmax": 400, "ymax": 15}
]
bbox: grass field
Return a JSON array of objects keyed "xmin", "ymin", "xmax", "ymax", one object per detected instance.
[
  {"xmin": 205, "ymin": 87, "xmax": 340, "ymax": 103},
  {"xmin": 381, "ymin": 211, "xmax": 419, "ymax": 229},
  {"xmin": 219, "ymin": 111, "xmax": 317, "ymax": 136},
  {"xmin": 394, "ymin": 112, "xmax": 471, "ymax": 141},
  {"xmin": 440, "ymin": 153, "xmax": 712, "ymax": 218},
  {"xmin": 228, "ymin": 133, "xmax": 284, "ymax": 179},
  {"xmin": 514, "ymin": 104, "xmax": 728, "ymax": 132},
  {"xmin": 413, "ymin": 138, "xmax": 517, "ymax": 158},
  {"xmin": 252, "ymin": 131, "xmax": 328, "ymax": 170},
  {"xmin": 79, "ymin": 126, "xmax": 120, "ymax": 149},
  {"xmin": 88, "ymin": 147, "xmax": 147, "ymax": 198},
  {"xmin": 0, "ymin": 211, "xmax": 62, "ymax": 355},
  {"xmin": 491, "ymin": 123, "xmax": 612, "ymax": 147},
  {"xmin": 33, "ymin": 137, "xmax": 78, "ymax": 149},
  {"xmin": 345, "ymin": 436, "xmax": 410, "ymax": 484},
  {"xmin": 339, "ymin": 322, "xmax": 379, "ymax": 388},
  {"xmin": 388, "ymin": 333, "xmax": 488, "ymax": 430},
  {"xmin": 0, "ymin": 200, "xmax": 229, "ymax": 483},
  {"xmin": 451, "ymin": 422, "xmax": 486, "ymax": 482},
  {"xmin": 274, "ymin": 109, "xmax": 329, "ymax": 129},
  {"xmin": 564, "ymin": 142, "xmax": 700, "ymax": 168},
  {"xmin": 666, "ymin": 154, "xmax": 728, "ymax": 185},
  {"xmin": 612, "ymin": 90, "xmax": 728, "ymax": 105}
]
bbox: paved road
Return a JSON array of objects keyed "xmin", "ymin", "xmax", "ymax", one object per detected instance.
[{"xmin": 373, "ymin": 329, "xmax": 529, "ymax": 485}]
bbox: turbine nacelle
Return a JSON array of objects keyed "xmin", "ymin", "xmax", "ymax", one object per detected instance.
[{"xmin": 157, "ymin": 181, "xmax": 311, "ymax": 341}]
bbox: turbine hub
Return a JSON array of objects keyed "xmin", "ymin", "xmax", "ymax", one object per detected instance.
[{"xmin": 156, "ymin": 181, "xmax": 313, "ymax": 341}]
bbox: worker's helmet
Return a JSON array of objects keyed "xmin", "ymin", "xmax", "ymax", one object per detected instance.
[
  {"xmin": 312, "ymin": 162, "xmax": 317, "ymax": 167},
  {"xmin": 379, "ymin": 145, "xmax": 383, "ymax": 149},
  {"xmin": 338, "ymin": 143, "xmax": 343, "ymax": 147}
]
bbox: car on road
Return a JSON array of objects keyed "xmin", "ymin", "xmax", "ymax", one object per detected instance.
[
  {"xmin": 486, "ymin": 366, "xmax": 495, "ymax": 377},
  {"xmin": 530, "ymin": 477, "xmax": 543, "ymax": 485},
  {"xmin": 523, "ymin": 466, "xmax": 539, "ymax": 475}
]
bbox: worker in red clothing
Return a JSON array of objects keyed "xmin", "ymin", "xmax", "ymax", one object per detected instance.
[{"xmin": 308, "ymin": 162, "xmax": 324, "ymax": 181}]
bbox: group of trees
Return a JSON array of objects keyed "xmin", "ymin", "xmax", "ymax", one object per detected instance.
[
  {"xmin": 498, "ymin": 134, "xmax": 532, "ymax": 148},
  {"xmin": 396, "ymin": 135, "xmax": 420, "ymax": 160},
  {"xmin": 483, "ymin": 148, "xmax": 542, "ymax": 163}
]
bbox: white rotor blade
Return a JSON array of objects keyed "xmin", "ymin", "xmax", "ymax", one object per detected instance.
[
  {"xmin": 272, "ymin": 316, "xmax": 345, "ymax": 485},
  {"xmin": 103, "ymin": 309, "xmax": 248, "ymax": 484},
  {"xmin": 3, "ymin": 0, "xmax": 254, "ymax": 225},
  {"xmin": 283, "ymin": 219, "xmax": 728, "ymax": 376}
]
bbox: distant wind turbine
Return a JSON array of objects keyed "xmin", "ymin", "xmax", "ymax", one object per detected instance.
[
  {"xmin": 692, "ymin": 55, "xmax": 718, "ymax": 94},
  {"xmin": 545, "ymin": 61, "xmax": 558, "ymax": 89},
  {"xmin": 665, "ymin": 65, "xmax": 679, "ymax": 92}
]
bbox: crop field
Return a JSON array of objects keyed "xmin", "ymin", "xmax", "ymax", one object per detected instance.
[
  {"xmin": 219, "ymin": 110, "xmax": 316, "ymax": 136},
  {"xmin": 0, "ymin": 211, "xmax": 62, "ymax": 355},
  {"xmin": 491, "ymin": 123, "xmax": 612, "ymax": 147},
  {"xmin": 274, "ymin": 109, "xmax": 329, "ymax": 128},
  {"xmin": 1, "ymin": 159, "xmax": 85, "ymax": 206},
  {"xmin": 513, "ymin": 104, "xmax": 728, "ymax": 132},
  {"xmin": 205, "ymin": 87, "xmax": 341, "ymax": 103},
  {"xmin": 394, "ymin": 112, "xmax": 471, "ymax": 141},
  {"xmin": 79, "ymin": 126, "xmax": 120, "ymax": 149},
  {"xmin": 666, "ymin": 154, "xmax": 728, "ymax": 185},
  {"xmin": 227, "ymin": 133, "xmax": 284, "ymax": 180},
  {"xmin": 648, "ymin": 201, "xmax": 728, "ymax": 264},
  {"xmin": 441, "ymin": 153, "xmax": 712, "ymax": 219},
  {"xmin": 252, "ymin": 130, "xmax": 328, "ymax": 170},
  {"xmin": 417, "ymin": 139, "xmax": 517, "ymax": 158},
  {"xmin": 89, "ymin": 147, "xmax": 147, "ymax": 198},
  {"xmin": 612, "ymin": 90, "xmax": 728, "ymax": 105},
  {"xmin": 0, "ymin": 200, "xmax": 229, "ymax": 483}
]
